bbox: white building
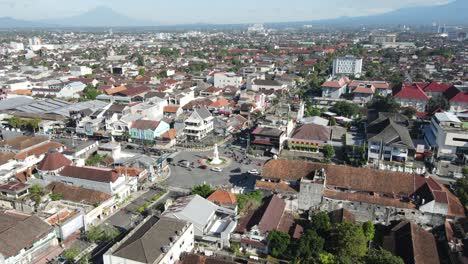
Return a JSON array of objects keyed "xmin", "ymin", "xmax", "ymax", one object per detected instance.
[
  {"xmin": 70, "ymin": 66, "xmax": 92, "ymax": 77},
  {"xmin": 214, "ymin": 72, "xmax": 243, "ymax": 88},
  {"xmin": 332, "ymin": 55, "xmax": 363, "ymax": 77},
  {"xmin": 104, "ymin": 217, "xmax": 194, "ymax": 264},
  {"xmin": 9, "ymin": 42, "xmax": 24, "ymax": 51},
  {"xmin": 184, "ymin": 107, "xmax": 214, "ymax": 141},
  {"xmin": 424, "ymin": 112, "xmax": 468, "ymax": 158}
]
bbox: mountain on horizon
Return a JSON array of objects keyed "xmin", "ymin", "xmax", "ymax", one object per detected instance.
[
  {"xmin": 307, "ymin": 0, "xmax": 468, "ymax": 26},
  {"xmin": 41, "ymin": 6, "xmax": 157, "ymax": 27},
  {"xmin": 0, "ymin": 1, "xmax": 467, "ymax": 28}
]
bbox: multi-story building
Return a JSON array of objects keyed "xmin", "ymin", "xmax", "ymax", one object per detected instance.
[
  {"xmin": 184, "ymin": 107, "xmax": 214, "ymax": 141},
  {"xmin": 369, "ymin": 33, "xmax": 397, "ymax": 44},
  {"xmin": 214, "ymin": 72, "xmax": 243, "ymax": 88},
  {"xmin": 321, "ymin": 77, "xmax": 350, "ymax": 99},
  {"xmin": 163, "ymin": 195, "xmax": 237, "ymax": 249},
  {"xmin": 424, "ymin": 112, "xmax": 468, "ymax": 158},
  {"xmin": 250, "ymin": 126, "xmax": 286, "ymax": 156},
  {"xmin": 392, "ymin": 83, "xmax": 430, "ymax": 112},
  {"xmin": 0, "ymin": 212, "xmax": 58, "ymax": 264},
  {"xmin": 260, "ymin": 159, "xmax": 465, "ymax": 226},
  {"xmin": 367, "ymin": 113, "xmax": 415, "ymax": 164},
  {"xmin": 104, "ymin": 217, "xmax": 194, "ymax": 264},
  {"xmin": 332, "ymin": 55, "xmax": 363, "ymax": 76},
  {"xmin": 130, "ymin": 120, "xmax": 170, "ymax": 142}
]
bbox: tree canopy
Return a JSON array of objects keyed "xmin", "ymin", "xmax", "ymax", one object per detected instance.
[
  {"xmin": 323, "ymin": 145, "xmax": 335, "ymax": 162},
  {"xmin": 332, "ymin": 101, "xmax": 360, "ymax": 118},
  {"xmin": 267, "ymin": 230, "xmax": 291, "ymax": 257},
  {"xmin": 326, "ymin": 222, "xmax": 368, "ymax": 262},
  {"xmin": 456, "ymin": 176, "xmax": 468, "ymax": 207},
  {"xmin": 367, "ymin": 96, "xmax": 401, "ymax": 113},
  {"xmin": 191, "ymin": 184, "xmax": 214, "ymax": 198},
  {"xmin": 365, "ymin": 248, "xmax": 404, "ymax": 264}
]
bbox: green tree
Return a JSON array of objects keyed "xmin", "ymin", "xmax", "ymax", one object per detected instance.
[
  {"xmin": 49, "ymin": 193, "xmax": 62, "ymax": 201},
  {"xmin": 318, "ymin": 252, "xmax": 336, "ymax": 264},
  {"xmin": 362, "ymin": 221, "xmax": 375, "ymax": 242},
  {"xmin": 367, "ymin": 96, "xmax": 401, "ymax": 113},
  {"xmin": 267, "ymin": 230, "xmax": 291, "ymax": 257},
  {"xmin": 290, "ymin": 229, "xmax": 325, "ymax": 262},
  {"xmin": 365, "ymin": 248, "xmax": 404, "ymax": 264},
  {"xmin": 332, "ymin": 101, "xmax": 360, "ymax": 118},
  {"xmin": 427, "ymin": 97, "xmax": 449, "ymax": 113},
  {"xmin": 309, "ymin": 212, "xmax": 331, "ymax": 236},
  {"xmin": 327, "ymin": 222, "xmax": 368, "ymax": 262},
  {"xmin": 322, "ymin": 145, "xmax": 335, "ymax": 162},
  {"xmin": 29, "ymin": 184, "xmax": 45, "ymax": 208},
  {"xmin": 402, "ymin": 107, "xmax": 417, "ymax": 119},
  {"xmin": 191, "ymin": 184, "xmax": 214, "ymax": 198},
  {"xmin": 456, "ymin": 176, "xmax": 468, "ymax": 207},
  {"xmin": 86, "ymin": 153, "xmax": 105, "ymax": 166},
  {"xmin": 236, "ymin": 190, "xmax": 263, "ymax": 211},
  {"xmin": 86, "ymin": 225, "xmax": 120, "ymax": 243},
  {"xmin": 138, "ymin": 68, "xmax": 146, "ymax": 76},
  {"xmin": 63, "ymin": 246, "xmax": 80, "ymax": 262}
]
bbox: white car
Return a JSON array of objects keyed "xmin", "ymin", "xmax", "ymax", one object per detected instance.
[
  {"xmin": 248, "ymin": 169, "xmax": 260, "ymax": 175},
  {"xmin": 211, "ymin": 167, "xmax": 223, "ymax": 172}
]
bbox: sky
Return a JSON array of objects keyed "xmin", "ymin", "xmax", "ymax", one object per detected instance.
[{"xmin": 0, "ymin": 0, "xmax": 452, "ymax": 24}]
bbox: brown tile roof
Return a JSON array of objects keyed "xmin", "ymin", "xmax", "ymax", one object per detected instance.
[
  {"xmin": 384, "ymin": 221, "xmax": 439, "ymax": 264},
  {"xmin": 46, "ymin": 182, "xmax": 112, "ymax": 205},
  {"xmin": 290, "ymin": 124, "xmax": 331, "ymax": 142},
  {"xmin": 0, "ymin": 136, "xmax": 48, "ymax": 151},
  {"xmin": 0, "ymin": 153, "xmax": 15, "ymax": 166},
  {"xmin": 105, "ymin": 85, "xmax": 127, "ymax": 95},
  {"xmin": 207, "ymin": 190, "xmax": 237, "ymax": 205},
  {"xmin": 0, "ymin": 181, "xmax": 28, "ymax": 192},
  {"xmin": 131, "ymin": 120, "xmax": 160, "ymax": 130},
  {"xmin": 160, "ymin": 129, "xmax": 177, "ymax": 141},
  {"xmin": 37, "ymin": 152, "xmax": 72, "ymax": 171},
  {"xmin": 262, "ymin": 160, "xmax": 465, "ymax": 217},
  {"xmin": 14, "ymin": 141, "xmax": 64, "ymax": 160},
  {"xmin": 59, "ymin": 166, "xmax": 119, "ymax": 183},
  {"xmin": 163, "ymin": 105, "xmax": 180, "ymax": 113},
  {"xmin": 115, "ymin": 166, "xmax": 143, "ymax": 177},
  {"xmin": 255, "ymin": 180, "xmax": 298, "ymax": 193},
  {"xmin": 0, "ymin": 213, "xmax": 53, "ymax": 258}
]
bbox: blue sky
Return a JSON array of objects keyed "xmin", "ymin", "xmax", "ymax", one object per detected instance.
[{"xmin": 0, "ymin": 0, "xmax": 451, "ymax": 24}]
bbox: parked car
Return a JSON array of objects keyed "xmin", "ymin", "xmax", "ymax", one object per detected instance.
[
  {"xmin": 248, "ymin": 169, "xmax": 260, "ymax": 175},
  {"xmin": 211, "ymin": 167, "xmax": 223, "ymax": 172}
]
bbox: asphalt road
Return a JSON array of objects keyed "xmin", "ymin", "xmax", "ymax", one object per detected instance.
[{"xmin": 163, "ymin": 146, "xmax": 267, "ymax": 190}]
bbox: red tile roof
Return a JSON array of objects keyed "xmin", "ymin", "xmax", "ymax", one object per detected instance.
[
  {"xmin": 131, "ymin": 120, "xmax": 160, "ymax": 130},
  {"xmin": 0, "ymin": 181, "xmax": 28, "ymax": 192},
  {"xmin": 207, "ymin": 190, "xmax": 237, "ymax": 205},
  {"xmin": 423, "ymin": 82, "xmax": 451, "ymax": 93},
  {"xmin": 163, "ymin": 105, "xmax": 180, "ymax": 113},
  {"xmin": 393, "ymin": 83, "xmax": 430, "ymax": 100},
  {"xmin": 59, "ymin": 166, "xmax": 119, "ymax": 183},
  {"xmin": 444, "ymin": 86, "xmax": 468, "ymax": 103},
  {"xmin": 37, "ymin": 152, "xmax": 72, "ymax": 171}
]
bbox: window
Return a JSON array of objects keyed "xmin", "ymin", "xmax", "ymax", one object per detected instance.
[{"xmin": 454, "ymin": 138, "xmax": 468, "ymax": 143}]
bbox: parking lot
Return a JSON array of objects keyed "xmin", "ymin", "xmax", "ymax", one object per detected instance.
[{"xmin": 163, "ymin": 146, "xmax": 267, "ymax": 190}]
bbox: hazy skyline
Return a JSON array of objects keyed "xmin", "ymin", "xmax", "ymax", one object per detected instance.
[{"xmin": 0, "ymin": 0, "xmax": 452, "ymax": 24}]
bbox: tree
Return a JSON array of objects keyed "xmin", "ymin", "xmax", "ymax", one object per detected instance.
[
  {"xmin": 318, "ymin": 253, "xmax": 335, "ymax": 264},
  {"xmin": 362, "ymin": 221, "xmax": 375, "ymax": 242},
  {"xmin": 237, "ymin": 190, "xmax": 263, "ymax": 211},
  {"xmin": 290, "ymin": 229, "xmax": 325, "ymax": 262},
  {"xmin": 367, "ymin": 96, "xmax": 401, "ymax": 113},
  {"xmin": 456, "ymin": 176, "xmax": 468, "ymax": 207},
  {"xmin": 332, "ymin": 101, "xmax": 360, "ymax": 118},
  {"xmin": 309, "ymin": 212, "xmax": 331, "ymax": 236},
  {"xmin": 267, "ymin": 230, "xmax": 291, "ymax": 257},
  {"xmin": 63, "ymin": 246, "xmax": 80, "ymax": 262},
  {"xmin": 86, "ymin": 153, "xmax": 106, "ymax": 166},
  {"xmin": 138, "ymin": 68, "xmax": 146, "ymax": 76},
  {"xmin": 86, "ymin": 225, "xmax": 120, "ymax": 243},
  {"xmin": 327, "ymin": 222, "xmax": 368, "ymax": 262},
  {"xmin": 323, "ymin": 145, "xmax": 335, "ymax": 162},
  {"xmin": 427, "ymin": 97, "xmax": 449, "ymax": 113},
  {"xmin": 29, "ymin": 184, "xmax": 45, "ymax": 208},
  {"xmin": 191, "ymin": 184, "xmax": 214, "ymax": 198},
  {"xmin": 365, "ymin": 248, "xmax": 404, "ymax": 264},
  {"xmin": 402, "ymin": 107, "xmax": 417, "ymax": 119}
]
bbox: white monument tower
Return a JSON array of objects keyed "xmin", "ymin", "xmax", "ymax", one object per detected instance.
[{"xmin": 211, "ymin": 144, "xmax": 222, "ymax": 165}]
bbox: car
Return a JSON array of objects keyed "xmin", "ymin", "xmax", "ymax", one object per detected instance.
[
  {"xmin": 248, "ymin": 169, "xmax": 260, "ymax": 175},
  {"xmin": 211, "ymin": 167, "xmax": 223, "ymax": 172},
  {"xmin": 199, "ymin": 165, "xmax": 208, "ymax": 170}
]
